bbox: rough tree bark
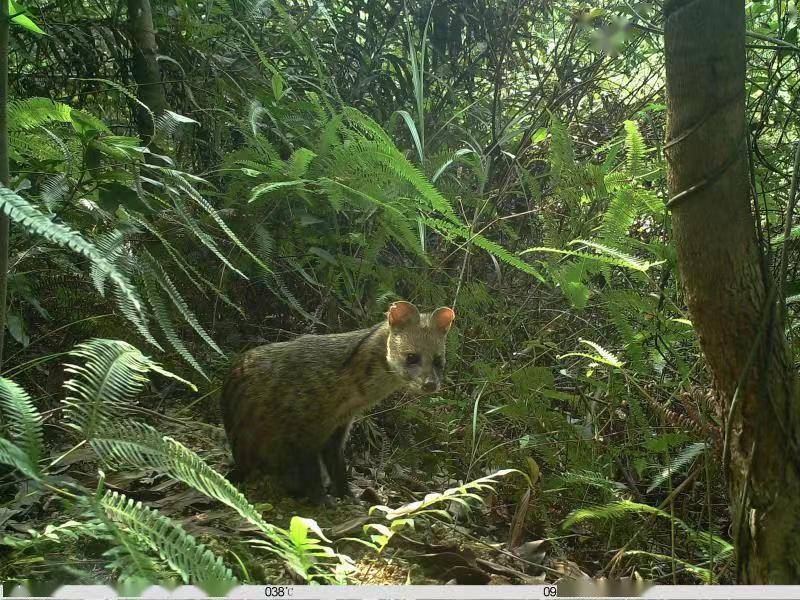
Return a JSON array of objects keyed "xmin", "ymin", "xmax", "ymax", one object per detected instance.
[
  {"xmin": 127, "ymin": 0, "xmax": 166, "ymax": 143},
  {"xmin": 664, "ymin": 0, "xmax": 800, "ymax": 583}
]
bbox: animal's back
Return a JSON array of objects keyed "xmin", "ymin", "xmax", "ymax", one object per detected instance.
[{"xmin": 220, "ymin": 329, "xmax": 370, "ymax": 477}]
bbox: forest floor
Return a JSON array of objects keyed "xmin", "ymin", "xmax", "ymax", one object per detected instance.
[{"xmin": 101, "ymin": 397, "xmax": 581, "ymax": 585}]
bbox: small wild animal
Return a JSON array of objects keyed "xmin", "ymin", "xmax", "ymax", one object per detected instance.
[{"xmin": 220, "ymin": 301, "xmax": 455, "ymax": 503}]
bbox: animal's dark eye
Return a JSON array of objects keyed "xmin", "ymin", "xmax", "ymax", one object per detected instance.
[
  {"xmin": 433, "ymin": 355, "xmax": 444, "ymax": 368},
  {"xmin": 405, "ymin": 353, "xmax": 421, "ymax": 365}
]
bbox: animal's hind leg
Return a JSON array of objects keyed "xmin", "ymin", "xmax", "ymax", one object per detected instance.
[{"xmin": 321, "ymin": 421, "xmax": 352, "ymax": 498}]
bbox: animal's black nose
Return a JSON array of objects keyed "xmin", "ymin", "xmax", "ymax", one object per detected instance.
[{"xmin": 422, "ymin": 380, "xmax": 438, "ymax": 392}]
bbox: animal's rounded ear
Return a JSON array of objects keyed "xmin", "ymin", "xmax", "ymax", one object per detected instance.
[
  {"xmin": 387, "ymin": 301, "xmax": 420, "ymax": 328},
  {"xmin": 431, "ymin": 307, "xmax": 455, "ymax": 333}
]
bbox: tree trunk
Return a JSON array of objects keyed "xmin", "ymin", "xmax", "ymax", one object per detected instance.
[
  {"xmin": 0, "ymin": 0, "xmax": 12, "ymax": 370},
  {"xmin": 664, "ymin": 0, "xmax": 800, "ymax": 583},
  {"xmin": 127, "ymin": 0, "xmax": 166, "ymax": 143}
]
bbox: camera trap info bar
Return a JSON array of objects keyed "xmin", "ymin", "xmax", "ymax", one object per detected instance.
[{"xmin": 4, "ymin": 584, "xmax": 800, "ymax": 599}]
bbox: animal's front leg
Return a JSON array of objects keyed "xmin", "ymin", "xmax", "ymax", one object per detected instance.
[
  {"xmin": 321, "ymin": 421, "xmax": 352, "ymax": 498},
  {"xmin": 284, "ymin": 447, "xmax": 326, "ymax": 504}
]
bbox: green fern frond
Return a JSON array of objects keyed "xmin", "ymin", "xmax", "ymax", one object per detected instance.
[
  {"xmin": 287, "ymin": 148, "xmax": 317, "ymax": 179},
  {"xmin": 248, "ymin": 100, "xmax": 267, "ymax": 135},
  {"xmin": 553, "ymin": 259, "xmax": 590, "ymax": 309},
  {"xmin": 624, "ymin": 550, "xmax": 714, "ymax": 583},
  {"xmin": 564, "ymin": 499, "xmax": 667, "ymax": 530},
  {"xmin": 153, "ymin": 111, "xmax": 198, "ymax": 147},
  {"xmin": 98, "ymin": 510, "xmax": 163, "ymax": 584},
  {"xmin": 0, "ymin": 187, "xmax": 147, "ymax": 330},
  {"xmin": 143, "ymin": 254, "xmax": 224, "ymax": 357},
  {"xmin": 603, "ymin": 171, "xmax": 629, "ymax": 190},
  {"xmin": 523, "ymin": 240, "xmax": 663, "ymax": 272},
  {"xmin": 261, "ymin": 268, "xmax": 319, "ymax": 323},
  {"xmin": 130, "ymin": 216, "xmax": 204, "ymax": 294},
  {"xmin": 41, "ymin": 172, "xmax": 71, "ymax": 211},
  {"xmin": 431, "ymin": 148, "xmax": 477, "ymax": 183},
  {"xmin": 368, "ymin": 146, "xmax": 458, "ymax": 221},
  {"xmin": 647, "ymin": 442, "xmax": 707, "ymax": 493},
  {"xmin": 372, "ymin": 469, "xmax": 520, "ymax": 521},
  {"xmin": 559, "ymin": 338, "xmax": 624, "ymax": 368},
  {"xmin": 623, "ymin": 120, "xmax": 646, "ymax": 178},
  {"xmin": 112, "ymin": 275, "xmax": 162, "ymax": 351},
  {"xmin": 249, "ymin": 179, "xmax": 308, "ymax": 203},
  {"xmin": 319, "ymin": 178, "xmax": 422, "ymax": 256},
  {"xmin": 580, "ymin": 338, "xmax": 624, "ymax": 367},
  {"xmin": 0, "ymin": 378, "xmax": 43, "ymax": 464},
  {"xmin": 90, "ymin": 230, "xmax": 125, "ymax": 296},
  {"xmin": 341, "ymin": 107, "xmax": 394, "ymax": 145},
  {"xmin": 62, "ymin": 340, "xmax": 153, "ymax": 439},
  {"xmin": 143, "ymin": 275, "xmax": 208, "ymax": 379},
  {"xmin": 170, "ymin": 196, "xmax": 247, "ymax": 278},
  {"xmin": 175, "ymin": 175, "xmax": 272, "ymax": 275},
  {"xmin": 0, "ymin": 436, "xmax": 42, "ymax": 480},
  {"xmin": 425, "ymin": 217, "xmax": 545, "ymax": 281},
  {"xmin": 598, "ymin": 188, "xmax": 637, "ymax": 242},
  {"xmin": 8, "ymin": 98, "xmax": 73, "ymax": 130},
  {"xmin": 99, "ymin": 490, "xmax": 235, "ymax": 585},
  {"xmin": 559, "ymin": 470, "xmax": 626, "ymax": 492},
  {"xmin": 90, "ymin": 421, "xmax": 290, "ymax": 551},
  {"xmin": 91, "ymin": 421, "xmax": 350, "ymax": 582},
  {"xmin": 599, "ymin": 289, "xmax": 646, "ymax": 362},
  {"xmin": 572, "ymin": 239, "xmax": 664, "ymax": 271},
  {"xmin": 62, "ymin": 339, "xmax": 194, "ymax": 439},
  {"xmin": 633, "ymin": 188, "xmax": 665, "ymax": 214},
  {"xmin": 563, "ymin": 499, "xmax": 731, "ymax": 555}
]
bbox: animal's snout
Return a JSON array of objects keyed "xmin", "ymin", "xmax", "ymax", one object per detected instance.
[{"xmin": 422, "ymin": 379, "xmax": 439, "ymax": 393}]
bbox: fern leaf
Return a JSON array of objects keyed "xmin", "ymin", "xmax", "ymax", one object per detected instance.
[
  {"xmin": 342, "ymin": 107, "xmax": 393, "ymax": 146},
  {"xmin": 170, "ymin": 196, "xmax": 247, "ymax": 279},
  {"xmin": 143, "ymin": 275, "xmax": 208, "ymax": 379},
  {"xmin": 287, "ymin": 148, "xmax": 317, "ymax": 179},
  {"xmin": 368, "ymin": 146, "xmax": 458, "ymax": 221},
  {"xmin": 623, "ymin": 120, "xmax": 646, "ymax": 178},
  {"xmin": 319, "ymin": 178, "xmax": 423, "ymax": 256},
  {"xmin": 548, "ymin": 114, "xmax": 576, "ymax": 186},
  {"xmin": 431, "ymin": 148, "xmax": 476, "ymax": 183},
  {"xmin": 0, "ymin": 187, "xmax": 147, "ymax": 329},
  {"xmin": 90, "ymin": 230, "xmax": 125, "ymax": 295},
  {"xmin": 574, "ymin": 239, "xmax": 664, "ymax": 271},
  {"xmin": 559, "ymin": 470, "xmax": 626, "ymax": 492},
  {"xmin": 0, "ymin": 378, "xmax": 43, "ymax": 464},
  {"xmin": 98, "ymin": 512, "xmax": 163, "ymax": 584},
  {"xmin": 624, "ymin": 550, "xmax": 713, "ymax": 584},
  {"xmin": 8, "ymin": 98, "xmax": 73, "ymax": 130},
  {"xmin": 0, "ymin": 437, "xmax": 42, "ymax": 480},
  {"xmin": 523, "ymin": 241, "xmax": 663, "ymax": 272},
  {"xmin": 647, "ymin": 442, "xmax": 707, "ymax": 493},
  {"xmin": 90, "ymin": 421, "xmax": 352, "ymax": 582},
  {"xmin": 249, "ymin": 179, "xmax": 308, "ymax": 203},
  {"xmin": 559, "ymin": 338, "xmax": 624, "ymax": 368},
  {"xmin": 177, "ymin": 176, "xmax": 272, "ymax": 275},
  {"xmin": 62, "ymin": 339, "xmax": 194, "ymax": 439},
  {"xmin": 99, "ymin": 490, "xmax": 235, "ymax": 585},
  {"xmin": 143, "ymin": 254, "xmax": 224, "ymax": 357},
  {"xmin": 425, "ymin": 217, "xmax": 545, "ymax": 281},
  {"xmin": 90, "ymin": 421, "xmax": 290, "ymax": 551},
  {"xmin": 563, "ymin": 499, "xmax": 731, "ymax": 555}
]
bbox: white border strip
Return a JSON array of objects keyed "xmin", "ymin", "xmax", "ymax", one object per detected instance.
[{"xmin": 3, "ymin": 585, "xmax": 800, "ymax": 599}]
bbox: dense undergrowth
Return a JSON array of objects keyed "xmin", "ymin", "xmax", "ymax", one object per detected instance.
[{"xmin": 0, "ymin": 0, "xmax": 798, "ymax": 588}]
